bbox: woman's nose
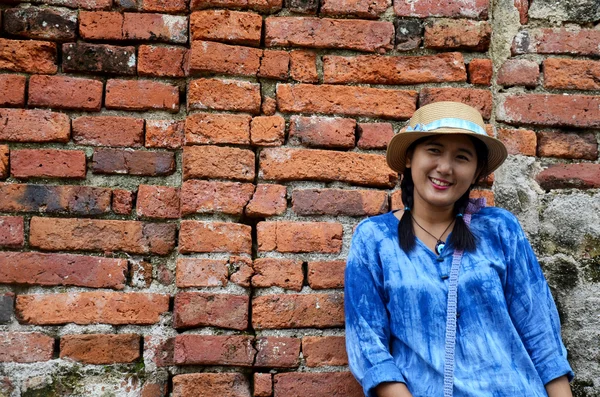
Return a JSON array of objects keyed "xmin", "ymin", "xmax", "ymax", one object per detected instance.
[{"xmin": 435, "ymin": 155, "xmax": 452, "ymax": 174}]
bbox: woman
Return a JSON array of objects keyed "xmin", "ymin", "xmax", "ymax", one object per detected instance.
[{"xmin": 344, "ymin": 102, "xmax": 574, "ymax": 397}]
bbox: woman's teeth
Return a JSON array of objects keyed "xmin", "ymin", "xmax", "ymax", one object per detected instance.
[{"xmin": 430, "ymin": 177, "xmax": 451, "ymax": 187}]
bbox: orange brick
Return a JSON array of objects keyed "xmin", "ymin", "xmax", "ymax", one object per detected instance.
[
  {"xmin": 79, "ymin": 11, "xmax": 124, "ymax": 40},
  {"xmin": 357, "ymin": 122, "xmax": 394, "ymax": 149},
  {"xmin": 307, "ymin": 260, "xmax": 345, "ymax": 289},
  {"xmin": 145, "ymin": 120, "xmax": 184, "ymax": 149},
  {"xmin": 0, "ymin": 332, "xmax": 54, "ymax": 363},
  {"xmin": 419, "ymin": 87, "xmax": 492, "ymax": 119},
  {"xmin": 470, "ymin": 189, "xmax": 494, "ymax": 206},
  {"xmin": 185, "ymin": 113, "xmax": 251, "ymax": 145},
  {"xmin": 245, "ymin": 184, "xmax": 287, "ymax": 217},
  {"xmin": 496, "ymin": 128, "xmax": 536, "ymax": 156},
  {"xmin": 250, "ymin": 115, "xmax": 285, "ymax": 146},
  {"xmin": 180, "ymin": 180, "xmax": 255, "ymax": 216},
  {"xmin": 138, "ymin": 45, "xmax": 188, "ymax": 77},
  {"xmin": 394, "ymin": 0, "xmax": 488, "ymax": 18},
  {"xmin": 289, "ymin": 116, "xmax": 355, "ymax": 149},
  {"xmin": 188, "ymin": 40, "xmax": 261, "ymax": 76},
  {"xmin": 0, "ymin": 146, "xmax": 8, "ymax": 179},
  {"xmin": 190, "ymin": 0, "xmax": 282, "ymax": 12},
  {"xmin": 142, "ymin": 0, "xmax": 187, "ymax": 12},
  {"xmin": 292, "ymin": 188, "xmax": 388, "ymax": 216},
  {"xmin": 0, "ymin": 38, "xmax": 57, "ymax": 74},
  {"xmin": 497, "ymin": 59, "xmax": 539, "ymax": 87},
  {"xmin": 424, "ymin": 19, "xmax": 491, "ymax": 51},
  {"xmin": 179, "ymin": 221, "xmax": 252, "ymax": 254},
  {"xmin": 175, "ymin": 258, "xmax": 229, "ymax": 288},
  {"xmin": 190, "ymin": 10, "xmax": 262, "ymax": 46},
  {"xmin": 0, "ymin": 216, "xmax": 24, "ymax": 248},
  {"xmin": 122, "ymin": 13, "xmax": 187, "ymax": 43},
  {"xmin": 536, "ymin": 131, "xmax": 598, "ymax": 160},
  {"xmin": 106, "ymin": 79, "xmax": 179, "ymax": 113},
  {"xmin": 468, "ymin": 59, "xmax": 493, "ymax": 85},
  {"xmin": 29, "ymin": 75, "xmax": 102, "ymax": 111},
  {"xmin": 262, "ymin": 96, "xmax": 277, "ymax": 115},
  {"xmin": 302, "ymin": 336, "xmax": 347, "ymax": 366},
  {"xmin": 174, "ymin": 335, "xmax": 254, "ymax": 365},
  {"xmin": 136, "ymin": 185, "xmax": 180, "ymax": 219},
  {"xmin": 252, "ymin": 258, "xmax": 304, "ymax": 291},
  {"xmin": 254, "ymin": 373, "xmax": 272, "ymax": 397},
  {"xmin": 72, "ymin": 116, "xmax": 144, "ymax": 147},
  {"xmin": 252, "ymin": 293, "xmax": 344, "ymax": 329},
  {"xmin": 60, "ymin": 334, "xmax": 140, "ymax": 364},
  {"xmin": 511, "ymin": 28, "xmax": 600, "ymax": 57},
  {"xmin": 290, "ymin": 50, "xmax": 318, "ymax": 83},
  {"xmin": 258, "ymin": 50, "xmax": 289, "ymax": 80},
  {"xmin": 544, "ymin": 58, "xmax": 600, "ymax": 90},
  {"xmin": 536, "ymin": 164, "xmax": 600, "ymax": 190},
  {"xmin": 274, "ymin": 372, "xmax": 362, "ymax": 396},
  {"xmin": 257, "ymin": 221, "xmax": 342, "ymax": 253},
  {"xmin": 173, "ymin": 292, "xmax": 249, "ymax": 330},
  {"xmin": 11, "ymin": 149, "xmax": 86, "ymax": 179},
  {"xmin": 112, "ymin": 189, "xmax": 135, "ymax": 215},
  {"xmin": 0, "ymin": 74, "xmax": 26, "ymax": 106},
  {"xmin": 321, "ymin": 0, "xmax": 389, "ymax": 18},
  {"xmin": 255, "ymin": 336, "xmax": 301, "ymax": 367},
  {"xmin": 188, "ymin": 78, "xmax": 261, "ymax": 114},
  {"xmin": 173, "ymin": 373, "xmax": 251, "ymax": 397},
  {"xmin": 183, "ymin": 145, "xmax": 255, "ymax": 181},
  {"xmin": 0, "ymin": 109, "xmax": 69, "ymax": 143}
]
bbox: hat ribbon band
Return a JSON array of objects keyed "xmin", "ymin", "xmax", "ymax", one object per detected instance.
[{"xmin": 406, "ymin": 118, "xmax": 486, "ymax": 136}]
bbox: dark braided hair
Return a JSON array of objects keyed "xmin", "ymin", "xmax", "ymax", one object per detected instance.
[{"xmin": 398, "ymin": 135, "xmax": 489, "ymax": 253}]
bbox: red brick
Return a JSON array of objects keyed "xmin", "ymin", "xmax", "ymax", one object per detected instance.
[
  {"xmin": 144, "ymin": 335, "xmax": 175, "ymax": 367},
  {"xmin": 302, "ymin": 336, "xmax": 347, "ymax": 366},
  {"xmin": 141, "ymin": 382, "xmax": 168, "ymax": 397},
  {"xmin": 29, "ymin": 217, "xmax": 176, "ymax": 255},
  {"xmin": 146, "ymin": 120, "xmax": 184, "ymax": 149},
  {"xmin": 0, "ymin": 109, "xmax": 69, "ymax": 143},
  {"xmin": 174, "ymin": 335, "xmax": 255, "ymax": 365},
  {"xmin": 251, "ymin": 116, "xmax": 285, "ymax": 146},
  {"xmin": 0, "ymin": 74, "xmax": 25, "ymax": 106},
  {"xmin": 497, "ymin": 59, "xmax": 539, "ymax": 87},
  {"xmin": 43, "ymin": 0, "xmax": 111, "ymax": 9},
  {"xmin": 536, "ymin": 164, "xmax": 600, "ymax": 190},
  {"xmin": 174, "ymin": 292, "xmax": 249, "ymax": 329},
  {"xmin": 73, "ymin": 116, "xmax": 144, "ymax": 147},
  {"xmin": 259, "ymin": 50, "xmax": 289, "ymax": 80},
  {"xmin": 323, "ymin": 52, "xmax": 466, "ymax": 84},
  {"xmin": 180, "ymin": 180, "xmax": 255, "ymax": 216},
  {"xmin": 254, "ymin": 374, "xmax": 272, "ymax": 397},
  {"xmin": 137, "ymin": 185, "xmax": 180, "ymax": 219},
  {"xmin": 537, "ymin": 131, "xmax": 598, "ymax": 160},
  {"xmin": 60, "ymin": 334, "xmax": 140, "ymax": 364},
  {"xmin": 265, "ymin": 17, "xmax": 393, "ymax": 53},
  {"xmin": 394, "ymin": 0, "xmax": 488, "ymax": 18},
  {"xmin": 130, "ymin": 260, "xmax": 153, "ymax": 288},
  {"xmin": 497, "ymin": 128, "xmax": 536, "ymax": 156},
  {"xmin": 252, "ymin": 258, "xmax": 304, "ymax": 291},
  {"xmin": 141, "ymin": 0, "xmax": 187, "ymax": 12},
  {"xmin": 0, "ymin": 377, "xmax": 12, "ymax": 395},
  {"xmin": 138, "ymin": 45, "xmax": 188, "ymax": 77},
  {"xmin": 0, "ymin": 333, "xmax": 54, "ymax": 363},
  {"xmin": 468, "ymin": 59, "xmax": 493, "ymax": 85},
  {"xmin": 0, "ymin": 146, "xmax": 8, "ymax": 179},
  {"xmin": 190, "ymin": 10, "xmax": 262, "ymax": 46},
  {"xmin": 277, "ymin": 84, "xmax": 417, "ymax": 119},
  {"xmin": 28, "ymin": 75, "xmax": 102, "ymax": 111},
  {"xmin": 262, "ymin": 96, "xmax": 277, "ymax": 115},
  {"xmin": 255, "ymin": 337, "xmax": 301, "ymax": 367},
  {"xmin": 93, "ymin": 149, "xmax": 175, "ymax": 176},
  {"xmin": 185, "ymin": 113, "xmax": 251, "ymax": 145},
  {"xmin": 188, "ymin": 78, "xmax": 261, "ymax": 114},
  {"xmin": 290, "ymin": 50, "xmax": 318, "ymax": 83},
  {"xmin": 173, "ymin": 373, "xmax": 251, "ymax": 397},
  {"xmin": 260, "ymin": 148, "xmax": 397, "ymax": 187},
  {"xmin": 357, "ymin": 122, "xmax": 394, "ymax": 149},
  {"xmin": 0, "ymin": 38, "xmax": 57, "ymax": 74},
  {"xmin": 321, "ymin": 0, "xmax": 389, "ymax": 18},
  {"xmin": 424, "ymin": 19, "xmax": 491, "ymax": 51},
  {"xmin": 4, "ymin": 7, "xmax": 77, "ymax": 41},
  {"xmin": 419, "ymin": 87, "xmax": 492, "ymax": 119},
  {"xmin": 176, "ymin": 258, "xmax": 228, "ymax": 288},
  {"xmin": 292, "ymin": 189, "xmax": 388, "ymax": 216},
  {"xmin": 112, "ymin": 189, "xmax": 135, "ymax": 215},
  {"xmin": 0, "ymin": 252, "xmax": 126, "ymax": 288},
  {"xmin": 497, "ymin": 94, "xmax": 600, "ymax": 128},
  {"xmin": 16, "ymin": 292, "xmax": 169, "ymax": 325},
  {"xmin": 245, "ymin": 184, "xmax": 287, "ymax": 217},
  {"xmin": 230, "ymin": 256, "xmax": 254, "ymax": 287},
  {"xmin": 470, "ymin": 189, "xmax": 494, "ymax": 206},
  {"xmin": 183, "ymin": 145, "xmax": 255, "ymax": 181},
  {"xmin": 179, "ymin": 221, "xmax": 252, "ymax": 254},
  {"xmin": 514, "ymin": 0, "xmax": 528, "ymax": 24},
  {"xmin": 307, "ymin": 260, "xmax": 345, "ymax": 289},
  {"xmin": 258, "ymin": 221, "xmax": 342, "ymax": 253},
  {"xmin": 79, "ymin": 11, "xmax": 124, "ymax": 40},
  {"xmin": 289, "ymin": 116, "xmax": 355, "ymax": 149},
  {"xmin": 544, "ymin": 58, "xmax": 600, "ymax": 90},
  {"xmin": 106, "ymin": 79, "xmax": 179, "ymax": 113},
  {"xmin": 0, "ymin": 216, "xmax": 23, "ymax": 248},
  {"xmin": 11, "ymin": 149, "xmax": 86, "ymax": 179},
  {"xmin": 122, "ymin": 13, "xmax": 187, "ymax": 43},
  {"xmin": 252, "ymin": 293, "xmax": 344, "ymax": 329},
  {"xmin": 189, "ymin": 41, "xmax": 261, "ymax": 77},
  {"xmin": 512, "ymin": 28, "xmax": 600, "ymax": 57},
  {"xmin": 274, "ymin": 372, "xmax": 362, "ymax": 396}
]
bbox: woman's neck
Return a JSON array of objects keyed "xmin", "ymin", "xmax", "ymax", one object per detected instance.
[{"xmin": 411, "ymin": 201, "xmax": 454, "ymax": 226}]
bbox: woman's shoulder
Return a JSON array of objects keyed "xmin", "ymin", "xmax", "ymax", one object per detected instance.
[
  {"xmin": 353, "ymin": 211, "xmax": 398, "ymax": 238},
  {"xmin": 473, "ymin": 206, "xmax": 523, "ymax": 232}
]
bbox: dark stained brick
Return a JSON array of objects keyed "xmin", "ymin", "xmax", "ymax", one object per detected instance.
[
  {"xmin": 93, "ymin": 149, "xmax": 175, "ymax": 176},
  {"xmin": 62, "ymin": 43, "xmax": 136, "ymax": 75}
]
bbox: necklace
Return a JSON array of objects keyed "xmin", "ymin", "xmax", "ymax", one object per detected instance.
[{"xmin": 412, "ymin": 217, "xmax": 455, "ymax": 255}]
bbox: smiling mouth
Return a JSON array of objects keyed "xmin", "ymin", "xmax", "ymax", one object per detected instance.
[{"xmin": 429, "ymin": 177, "xmax": 452, "ymax": 187}]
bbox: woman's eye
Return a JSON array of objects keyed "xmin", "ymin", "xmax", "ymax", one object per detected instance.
[
  {"xmin": 457, "ymin": 155, "xmax": 470, "ymax": 161},
  {"xmin": 427, "ymin": 148, "xmax": 440, "ymax": 154}
]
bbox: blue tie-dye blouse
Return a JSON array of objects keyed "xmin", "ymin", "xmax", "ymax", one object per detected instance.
[{"xmin": 345, "ymin": 206, "xmax": 574, "ymax": 397}]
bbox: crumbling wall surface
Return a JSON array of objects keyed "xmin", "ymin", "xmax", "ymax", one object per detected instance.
[{"xmin": 0, "ymin": 0, "xmax": 599, "ymax": 395}]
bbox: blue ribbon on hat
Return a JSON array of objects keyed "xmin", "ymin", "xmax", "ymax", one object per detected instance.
[{"xmin": 406, "ymin": 118, "xmax": 487, "ymax": 136}]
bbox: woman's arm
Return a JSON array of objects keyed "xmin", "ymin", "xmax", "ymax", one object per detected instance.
[
  {"xmin": 375, "ymin": 382, "xmax": 414, "ymax": 397},
  {"xmin": 545, "ymin": 376, "xmax": 573, "ymax": 397}
]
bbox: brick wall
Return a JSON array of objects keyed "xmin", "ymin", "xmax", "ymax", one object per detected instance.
[{"xmin": 0, "ymin": 0, "xmax": 599, "ymax": 395}]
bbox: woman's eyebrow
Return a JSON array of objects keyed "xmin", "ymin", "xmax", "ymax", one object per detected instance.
[{"xmin": 426, "ymin": 142, "xmax": 475, "ymax": 157}]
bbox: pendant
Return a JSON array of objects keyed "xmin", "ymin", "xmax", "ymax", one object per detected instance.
[{"xmin": 435, "ymin": 240, "xmax": 445, "ymax": 255}]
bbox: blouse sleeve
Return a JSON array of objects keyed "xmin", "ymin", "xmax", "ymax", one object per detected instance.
[
  {"xmin": 344, "ymin": 221, "xmax": 406, "ymax": 397},
  {"xmin": 502, "ymin": 215, "xmax": 575, "ymax": 384}
]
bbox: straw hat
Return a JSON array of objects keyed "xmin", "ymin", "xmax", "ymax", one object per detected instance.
[{"xmin": 386, "ymin": 101, "xmax": 508, "ymax": 175}]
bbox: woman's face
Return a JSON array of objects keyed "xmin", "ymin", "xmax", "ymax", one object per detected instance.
[{"xmin": 406, "ymin": 134, "xmax": 480, "ymax": 212}]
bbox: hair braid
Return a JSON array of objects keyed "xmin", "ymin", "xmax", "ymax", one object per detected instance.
[{"xmin": 398, "ymin": 169, "xmax": 416, "ymax": 252}]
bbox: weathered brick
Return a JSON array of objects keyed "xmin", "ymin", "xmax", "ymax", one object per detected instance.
[
  {"xmin": 468, "ymin": 59, "xmax": 493, "ymax": 85},
  {"xmin": 289, "ymin": 116, "xmax": 355, "ymax": 149},
  {"xmin": 174, "ymin": 335, "xmax": 255, "ymax": 365},
  {"xmin": 287, "ymin": 0, "xmax": 318, "ymax": 13},
  {"xmin": 0, "ymin": 109, "xmax": 69, "ymax": 143},
  {"xmin": 183, "ymin": 145, "xmax": 255, "ymax": 181},
  {"xmin": 245, "ymin": 184, "xmax": 287, "ymax": 217},
  {"xmin": 395, "ymin": 0, "xmax": 488, "ymax": 18},
  {"xmin": 137, "ymin": 185, "xmax": 180, "ymax": 219},
  {"xmin": 122, "ymin": 13, "xmax": 187, "ymax": 43},
  {"xmin": 93, "ymin": 149, "xmax": 175, "ymax": 176},
  {"xmin": 265, "ymin": 17, "xmax": 394, "ymax": 53},
  {"xmin": 274, "ymin": 372, "xmax": 362, "ymax": 397},
  {"xmin": 230, "ymin": 256, "xmax": 254, "ymax": 288},
  {"xmin": 0, "ymin": 74, "xmax": 25, "ymax": 106},
  {"xmin": 141, "ymin": 0, "xmax": 187, "ymax": 12},
  {"xmin": 188, "ymin": 78, "xmax": 261, "ymax": 114},
  {"xmin": 514, "ymin": 0, "xmax": 528, "ymax": 24},
  {"xmin": 62, "ymin": 43, "xmax": 136, "ymax": 75},
  {"xmin": 357, "ymin": 122, "xmax": 394, "ymax": 149},
  {"xmin": 4, "ymin": 7, "xmax": 77, "ymax": 41},
  {"xmin": 176, "ymin": 258, "xmax": 228, "ymax": 288},
  {"xmin": 180, "ymin": 180, "xmax": 255, "ymax": 216},
  {"xmin": 544, "ymin": 58, "xmax": 600, "ymax": 90},
  {"xmin": 79, "ymin": 11, "xmax": 124, "ymax": 40},
  {"xmin": 0, "ymin": 293, "xmax": 14, "ymax": 324},
  {"xmin": 11, "ymin": 149, "xmax": 86, "ymax": 179},
  {"xmin": 252, "ymin": 258, "xmax": 304, "ymax": 291},
  {"xmin": 250, "ymin": 116, "xmax": 285, "ymax": 146},
  {"xmin": 260, "ymin": 148, "xmax": 397, "ymax": 187},
  {"xmin": 179, "ymin": 221, "xmax": 252, "ymax": 254},
  {"xmin": 0, "ymin": 216, "xmax": 23, "ymax": 248},
  {"xmin": 0, "ymin": 252, "xmax": 127, "ymax": 288},
  {"xmin": 106, "ymin": 79, "xmax": 179, "ymax": 113},
  {"xmin": 130, "ymin": 260, "xmax": 153, "ymax": 288},
  {"xmin": 16, "ymin": 292, "xmax": 169, "ymax": 325},
  {"xmin": 191, "ymin": 10, "xmax": 262, "ymax": 46},
  {"xmin": 0, "ymin": 146, "xmax": 7, "ymax": 180},
  {"xmin": 39, "ymin": 0, "xmax": 112, "ymax": 9},
  {"xmin": 188, "ymin": 41, "xmax": 261, "ymax": 77},
  {"xmin": 321, "ymin": 0, "xmax": 388, "ymax": 18},
  {"xmin": 259, "ymin": 50, "xmax": 289, "ymax": 80},
  {"xmin": 29, "ymin": 217, "xmax": 176, "ymax": 255},
  {"xmin": 424, "ymin": 19, "xmax": 491, "ymax": 51},
  {"xmin": 262, "ymin": 96, "xmax": 277, "ymax": 115},
  {"xmin": 0, "ymin": 333, "xmax": 54, "ymax": 363},
  {"xmin": 511, "ymin": 28, "xmax": 600, "ymax": 57},
  {"xmin": 292, "ymin": 189, "xmax": 388, "ymax": 216},
  {"xmin": 254, "ymin": 374, "xmax": 272, "ymax": 397},
  {"xmin": 255, "ymin": 337, "xmax": 301, "ymax": 367},
  {"xmin": 28, "ymin": 75, "xmax": 102, "ymax": 111},
  {"xmin": 470, "ymin": 189, "xmax": 494, "ymax": 206},
  {"xmin": 146, "ymin": 120, "xmax": 184, "ymax": 149},
  {"xmin": 252, "ymin": 293, "xmax": 344, "ymax": 328},
  {"xmin": 277, "ymin": 84, "xmax": 417, "ymax": 119},
  {"xmin": 173, "ymin": 373, "xmax": 251, "ymax": 397},
  {"xmin": 496, "ymin": 128, "xmax": 536, "ymax": 156},
  {"xmin": 73, "ymin": 116, "xmax": 144, "ymax": 147},
  {"xmin": 497, "ymin": 94, "xmax": 600, "ymax": 128},
  {"xmin": 307, "ymin": 260, "xmax": 345, "ymax": 289},
  {"xmin": 323, "ymin": 52, "xmax": 466, "ymax": 85},
  {"xmin": 257, "ymin": 221, "xmax": 342, "ymax": 253},
  {"xmin": 60, "ymin": 334, "xmax": 140, "ymax": 364},
  {"xmin": 394, "ymin": 19, "xmax": 422, "ymax": 51},
  {"xmin": 419, "ymin": 87, "xmax": 492, "ymax": 119},
  {"xmin": 112, "ymin": 189, "xmax": 135, "ymax": 215},
  {"xmin": 537, "ymin": 131, "xmax": 598, "ymax": 160},
  {"xmin": 0, "ymin": 38, "xmax": 57, "ymax": 74},
  {"xmin": 141, "ymin": 382, "xmax": 168, "ymax": 397},
  {"xmin": 497, "ymin": 59, "xmax": 539, "ymax": 87},
  {"xmin": 144, "ymin": 335, "xmax": 175, "ymax": 367},
  {"xmin": 174, "ymin": 292, "xmax": 249, "ymax": 329},
  {"xmin": 536, "ymin": 164, "xmax": 600, "ymax": 190},
  {"xmin": 289, "ymin": 50, "xmax": 318, "ymax": 83},
  {"xmin": 138, "ymin": 45, "xmax": 188, "ymax": 77},
  {"xmin": 185, "ymin": 113, "xmax": 251, "ymax": 145},
  {"xmin": 302, "ymin": 336, "xmax": 347, "ymax": 366}
]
